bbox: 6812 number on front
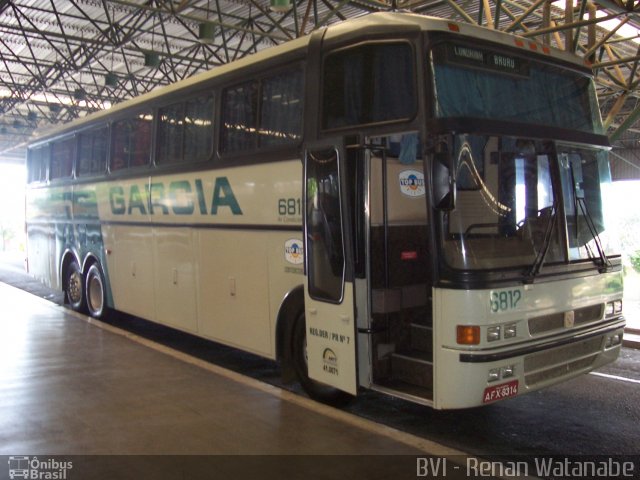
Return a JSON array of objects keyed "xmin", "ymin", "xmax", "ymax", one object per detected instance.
[{"xmin": 489, "ymin": 288, "xmax": 523, "ymax": 313}]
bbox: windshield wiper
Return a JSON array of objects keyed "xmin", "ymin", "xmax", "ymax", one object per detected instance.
[
  {"xmin": 576, "ymin": 197, "xmax": 611, "ymax": 273},
  {"xmin": 567, "ymin": 158, "xmax": 611, "ymax": 273},
  {"xmin": 525, "ymin": 202, "xmax": 558, "ymax": 282}
]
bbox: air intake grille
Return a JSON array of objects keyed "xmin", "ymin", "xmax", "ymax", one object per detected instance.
[
  {"xmin": 528, "ymin": 304, "xmax": 603, "ymax": 335},
  {"xmin": 524, "ymin": 336, "xmax": 603, "ymax": 387}
]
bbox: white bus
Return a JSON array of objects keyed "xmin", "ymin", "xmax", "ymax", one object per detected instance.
[{"xmin": 25, "ymin": 12, "xmax": 625, "ymax": 409}]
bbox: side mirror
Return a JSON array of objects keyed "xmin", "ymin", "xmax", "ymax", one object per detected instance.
[{"xmin": 432, "ymin": 152, "xmax": 455, "ymax": 211}]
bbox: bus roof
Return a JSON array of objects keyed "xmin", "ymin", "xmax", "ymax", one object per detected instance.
[
  {"xmin": 29, "ymin": 12, "xmax": 588, "ymax": 145},
  {"xmin": 322, "ymin": 12, "xmax": 586, "ymax": 67}
]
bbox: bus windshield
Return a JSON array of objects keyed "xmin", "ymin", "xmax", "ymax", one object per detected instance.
[
  {"xmin": 431, "ymin": 43, "xmax": 603, "ymax": 135},
  {"xmin": 440, "ymin": 135, "xmax": 615, "ymax": 272}
]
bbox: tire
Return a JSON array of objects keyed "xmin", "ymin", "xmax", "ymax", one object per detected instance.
[
  {"xmin": 65, "ymin": 259, "xmax": 87, "ymax": 313},
  {"xmin": 291, "ymin": 311, "xmax": 353, "ymax": 406},
  {"xmin": 85, "ymin": 263, "xmax": 109, "ymax": 319}
]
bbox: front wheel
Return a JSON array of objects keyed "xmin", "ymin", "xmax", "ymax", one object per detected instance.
[
  {"xmin": 65, "ymin": 260, "xmax": 86, "ymax": 313},
  {"xmin": 85, "ymin": 263, "xmax": 109, "ymax": 319},
  {"xmin": 291, "ymin": 311, "xmax": 353, "ymax": 406}
]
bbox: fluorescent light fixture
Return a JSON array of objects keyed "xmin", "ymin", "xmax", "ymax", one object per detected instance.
[
  {"xmin": 270, "ymin": 0, "xmax": 292, "ymax": 12},
  {"xmin": 144, "ymin": 52, "xmax": 160, "ymax": 68},
  {"xmin": 198, "ymin": 22, "xmax": 216, "ymax": 44},
  {"xmin": 104, "ymin": 73, "xmax": 118, "ymax": 88}
]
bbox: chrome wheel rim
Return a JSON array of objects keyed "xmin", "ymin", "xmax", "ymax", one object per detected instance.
[
  {"xmin": 88, "ymin": 274, "xmax": 103, "ymax": 314},
  {"xmin": 68, "ymin": 271, "xmax": 82, "ymax": 304}
]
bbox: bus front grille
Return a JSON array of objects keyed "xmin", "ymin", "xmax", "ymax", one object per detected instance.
[
  {"xmin": 528, "ymin": 304, "xmax": 604, "ymax": 335},
  {"xmin": 523, "ymin": 336, "xmax": 603, "ymax": 387}
]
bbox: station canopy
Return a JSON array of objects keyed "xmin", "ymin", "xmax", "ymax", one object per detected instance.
[{"xmin": 1, "ymin": 0, "xmax": 640, "ymax": 179}]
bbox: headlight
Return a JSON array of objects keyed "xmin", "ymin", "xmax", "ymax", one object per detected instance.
[
  {"xmin": 605, "ymin": 300, "xmax": 622, "ymax": 317},
  {"xmin": 504, "ymin": 324, "xmax": 517, "ymax": 339},
  {"xmin": 613, "ymin": 300, "xmax": 623, "ymax": 314},
  {"xmin": 605, "ymin": 302, "xmax": 614, "ymax": 316},
  {"xmin": 487, "ymin": 326, "xmax": 501, "ymax": 342},
  {"xmin": 501, "ymin": 365, "xmax": 515, "ymax": 378}
]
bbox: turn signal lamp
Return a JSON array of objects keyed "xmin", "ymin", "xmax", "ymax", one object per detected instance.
[{"xmin": 457, "ymin": 325, "xmax": 480, "ymax": 345}]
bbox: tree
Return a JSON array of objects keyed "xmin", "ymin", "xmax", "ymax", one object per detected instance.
[
  {"xmin": 631, "ymin": 251, "xmax": 640, "ymax": 274},
  {"xmin": 0, "ymin": 224, "xmax": 15, "ymax": 251}
]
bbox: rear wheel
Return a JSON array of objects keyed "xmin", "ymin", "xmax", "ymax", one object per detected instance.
[
  {"xmin": 86, "ymin": 263, "xmax": 109, "ymax": 319},
  {"xmin": 65, "ymin": 260, "xmax": 86, "ymax": 313},
  {"xmin": 291, "ymin": 311, "xmax": 353, "ymax": 406}
]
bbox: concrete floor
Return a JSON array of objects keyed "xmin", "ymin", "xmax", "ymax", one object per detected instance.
[
  {"xmin": 0, "ymin": 282, "xmax": 467, "ymax": 478},
  {"xmin": 2, "ymin": 261, "xmax": 640, "ymax": 478}
]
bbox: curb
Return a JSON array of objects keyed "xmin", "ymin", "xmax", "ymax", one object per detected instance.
[{"xmin": 623, "ymin": 330, "xmax": 640, "ymax": 349}]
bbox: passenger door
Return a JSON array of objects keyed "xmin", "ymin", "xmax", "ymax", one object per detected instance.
[{"xmin": 303, "ymin": 141, "xmax": 357, "ymax": 395}]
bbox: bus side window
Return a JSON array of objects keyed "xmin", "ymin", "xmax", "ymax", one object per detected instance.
[
  {"xmin": 221, "ymin": 82, "xmax": 258, "ymax": 153},
  {"xmin": 131, "ymin": 112, "xmax": 152, "ymax": 168},
  {"xmin": 157, "ymin": 103, "xmax": 185, "ymax": 165},
  {"xmin": 322, "ymin": 43, "xmax": 416, "ymax": 130},
  {"xmin": 111, "ymin": 119, "xmax": 130, "ymax": 171},
  {"xmin": 27, "ymin": 145, "xmax": 49, "ymax": 183},
  {"xmin": 111, "ymin": 111, "xmax": 152, "ymax": 171},
  {"xmin": 184, "ymin": 94, "xmax": 214, "ymax": 163},
  {"xmin": 221, "ymin": 66, "xmax": 303, "ymax": 156},
  {"xmin": 78, "ymin": 126, "xmax": 108, "ymax": 177},
  {"xmin": 50, "ymin": 137, "xmax": 75, "ymax": 180},
  {"xmin": 260, "ymin": 68, "xmax": 303, "ymax": 147},
  {"xmin": 157, "ymin": 93, "xmax": 214, "ymax": 166}
]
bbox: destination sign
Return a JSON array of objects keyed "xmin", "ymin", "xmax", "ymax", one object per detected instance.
[{"xmin": 445, "ymin": 44, "xmax": 529, "ymax": 77}]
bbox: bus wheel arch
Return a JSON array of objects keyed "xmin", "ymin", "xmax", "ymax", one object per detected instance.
[{"xmin": 275, "ymin": 285, "xmax": 304, "ymax": 384}]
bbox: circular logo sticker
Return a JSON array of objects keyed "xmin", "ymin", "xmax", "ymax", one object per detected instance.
[
  {"xmin": 284, "ymin": 239, "xmax": 304, "ymax": 265},
  {"xmin": 322, "ymin": 348, "xmax": 339, "ymax": 376},
  {"xmin": 399, "ymin": 170, "xmax": 425, "ymax": 197}
]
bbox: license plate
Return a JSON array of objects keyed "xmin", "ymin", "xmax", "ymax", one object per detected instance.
[{"xmin": 483, "ymin": 380, "xmax": 519, "ymax": 404}]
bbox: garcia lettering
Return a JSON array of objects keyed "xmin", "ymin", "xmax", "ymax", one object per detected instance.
[{"xmin": 109, "ymin": 177, "xmax": 242, "ymax": 216}]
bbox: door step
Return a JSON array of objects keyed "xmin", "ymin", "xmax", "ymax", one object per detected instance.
[
  {"xmin": 391, "ymin": 351, "xmax": 433, "ymax": 389},
  {"xmin": 410, "ymin": 323, "xmax": 432, "ymax": 353},
  {"xmin": 370, "ymin": 380, "xmax": 433, "ymax": 404}
]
